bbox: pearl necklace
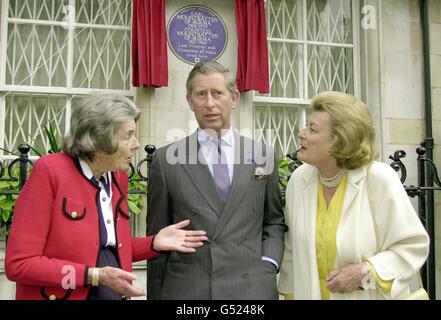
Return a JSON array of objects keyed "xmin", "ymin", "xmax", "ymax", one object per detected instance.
[{"xmin": 319, "ymin": 169, "xmax": 345, "ymax": 188}]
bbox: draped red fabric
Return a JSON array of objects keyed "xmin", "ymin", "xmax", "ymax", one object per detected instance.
[
  {"xmin": 132, "ymin": 0, "xmax": 168, "ymax": 87},
  {"xmin": 234, "ymin": 0, "xmax": 270, "ymax": 93}
]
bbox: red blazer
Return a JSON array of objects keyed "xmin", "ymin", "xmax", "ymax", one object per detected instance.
[{"xmin": 5, "ymin": 153, "xmax": 159, "ymax": 300}]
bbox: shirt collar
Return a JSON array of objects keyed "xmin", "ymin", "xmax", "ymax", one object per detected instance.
[
  {"xmin": 78, "ymin": 158, "xmax": 109, "ymax": 183},
  {"xmin": 197, "ymin": 127, "xmax": 234, "ymax": 147}
]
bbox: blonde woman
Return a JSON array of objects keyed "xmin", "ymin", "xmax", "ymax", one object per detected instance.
[{"xmin": 278, "ymin": 91, "xmax": 429, "ymax": 300}]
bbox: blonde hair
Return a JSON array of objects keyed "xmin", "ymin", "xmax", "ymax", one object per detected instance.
[{"xmin": 310, "ymin": 91, "xmax": 377, "ymax": 169}]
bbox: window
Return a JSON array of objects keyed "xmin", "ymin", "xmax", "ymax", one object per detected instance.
[
  {"xmin": 0, "ymin": 0, "xmax": 133, "ymax": 158},
  {"xmin": 0, "ymin": 0, "xmax": 143, "ymax": 236},
  {"xmin": 255, "ymin": 0, "xmax": 359, "ymax": 159}
]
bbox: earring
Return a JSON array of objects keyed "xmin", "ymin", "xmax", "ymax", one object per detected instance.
[{"xmin": 328, "ymin": 150, "xmax": 333, "ymax": 156}]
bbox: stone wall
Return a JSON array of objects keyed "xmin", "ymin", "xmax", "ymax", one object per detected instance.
[{"xmin": 135, "ymin": 0, "xmax": 238, "ymax": 150}]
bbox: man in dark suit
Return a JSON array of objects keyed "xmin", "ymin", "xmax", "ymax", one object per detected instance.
[{"xmin": 147, "ymin": 61, "xmax": 287, "ymax": 299}]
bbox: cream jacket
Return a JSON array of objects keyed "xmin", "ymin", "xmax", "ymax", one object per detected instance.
[{"xmin": 278, "ymin": 161, "xmax": 430, "ymax": 300}]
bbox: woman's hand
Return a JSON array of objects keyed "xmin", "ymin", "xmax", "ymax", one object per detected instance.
[
  {"xmin": 326, "ymin": 263, "xmax": 366, "ymax": 293},
  {"xmin": 98, "ymin": 266, "xmax": 146, "ymax": 298},
  {"xmin": 153, "ymin": 219, "xmax": 207, "ymax": 253}
]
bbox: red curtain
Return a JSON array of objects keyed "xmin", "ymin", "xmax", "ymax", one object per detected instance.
[
  {"xmin": 234, "ymin": 0, "xmax": 270, "ymax": 93},
  {"xmin": 132, "ymin": 0, "xmax": 168, "ymax": 87}
]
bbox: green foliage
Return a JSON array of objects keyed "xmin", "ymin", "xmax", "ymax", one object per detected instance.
[
  {"xmin": 0, "ymin": 168, "xmax": 20, "ymax": 237},
  {"xmin": 278, "ymin": 158, "xmax": 293, "ymax": 208},
  {"xmin": 278, "ymin": 155, "xmax": 302, "ymax": 208},
  {"xmin": 127, "ymin": 174, "xmax": 148, "ymax": 215},
  {"xmin": 29, "ymin": 123, "xmax": 62, "ymax": 156}
]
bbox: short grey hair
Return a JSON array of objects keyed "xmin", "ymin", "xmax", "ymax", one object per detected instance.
[
  {"xmin": 62, "ymin": 94, "xmax": 140, "ymax": 160},
  {"xmin": 186, "ymin": 60, "xmax": 237, "ymax": 94}
]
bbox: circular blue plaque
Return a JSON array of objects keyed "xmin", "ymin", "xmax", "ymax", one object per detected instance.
[{"xmin": 167, "ymin": 6, "xmax": 228, "ymax": 64}]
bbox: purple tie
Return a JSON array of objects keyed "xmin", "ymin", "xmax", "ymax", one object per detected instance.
[{"xmin": 213, "ymin": 139, "xmax": 231, "ymax": 202}]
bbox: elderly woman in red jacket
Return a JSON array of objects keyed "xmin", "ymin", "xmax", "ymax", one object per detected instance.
[{"xmin": 5, "ymin": 94, "xmax": 207, "ymax": 300}]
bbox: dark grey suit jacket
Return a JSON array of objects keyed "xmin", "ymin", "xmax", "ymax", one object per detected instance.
[{"xmin": 147, "ymin": 131, "xmax": 287, "ymax": 299}]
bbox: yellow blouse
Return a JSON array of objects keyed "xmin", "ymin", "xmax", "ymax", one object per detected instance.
[
  {"xmin": 316, "ymin": 174, "xmax": 348, "ymax": 300},
  {"xmin": 315, "ymin": 175, "xmax": 392, "ymax": 300}
]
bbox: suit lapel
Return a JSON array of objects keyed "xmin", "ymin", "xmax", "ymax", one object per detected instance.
[
  {"xmin": 340, "ymin": 166, "xmax": 366, "ymax": 220},
  {"xmin": 301, "ymin": 165, "xmax": 320, "ymax": 297},
  {"xmin": 180, "ymin": 133, "xmax": 224, "ymax": 215},
  {"xmin": 334, "ymin": 167, "xmax": 366, "ymax": 269},
  {"xmin": 303, "ymin": 169, "xmax": 318, "ymax": 250}
]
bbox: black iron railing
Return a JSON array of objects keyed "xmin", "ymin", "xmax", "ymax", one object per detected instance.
[
  {"xmin": 0, "ymin": 143, "xmax": 156, "ymax": 194},
  {"xmin": 388, "ymin": 147, "xmax": 438, "ymax": 300},
  {"xmin": 0, "ymin": 144, "xmax": 156, "ymax": 236}
]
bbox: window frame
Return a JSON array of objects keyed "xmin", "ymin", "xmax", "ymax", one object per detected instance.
[
  {"xmin": 0, "ymin": 0, "xmax": 134, "ymax": 159},
  {"xmin": 253, "ymin": 0, "xmax": 361, "ymax": 158}
]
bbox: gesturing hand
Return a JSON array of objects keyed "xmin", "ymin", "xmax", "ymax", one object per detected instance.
[{"xmin": 153, "ymin": 219, "xmax": 208, "ymax": 253}]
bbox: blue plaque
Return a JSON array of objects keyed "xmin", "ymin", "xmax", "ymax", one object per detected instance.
[{"xmin": 167, "ymin": 6, "xmax": 228, "ymax": 64}]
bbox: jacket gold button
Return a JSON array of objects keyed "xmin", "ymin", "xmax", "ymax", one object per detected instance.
[
  {"xmin": 118, "ymin": 243, "xmax": 122, "ymax": 248},
  {"xmin": 71, "ymin": 211, "xmax": 77, "ymax": 219},
  {"xmin": 49, "ymin": 294, "xmax": 56, "ymax": 300}
]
